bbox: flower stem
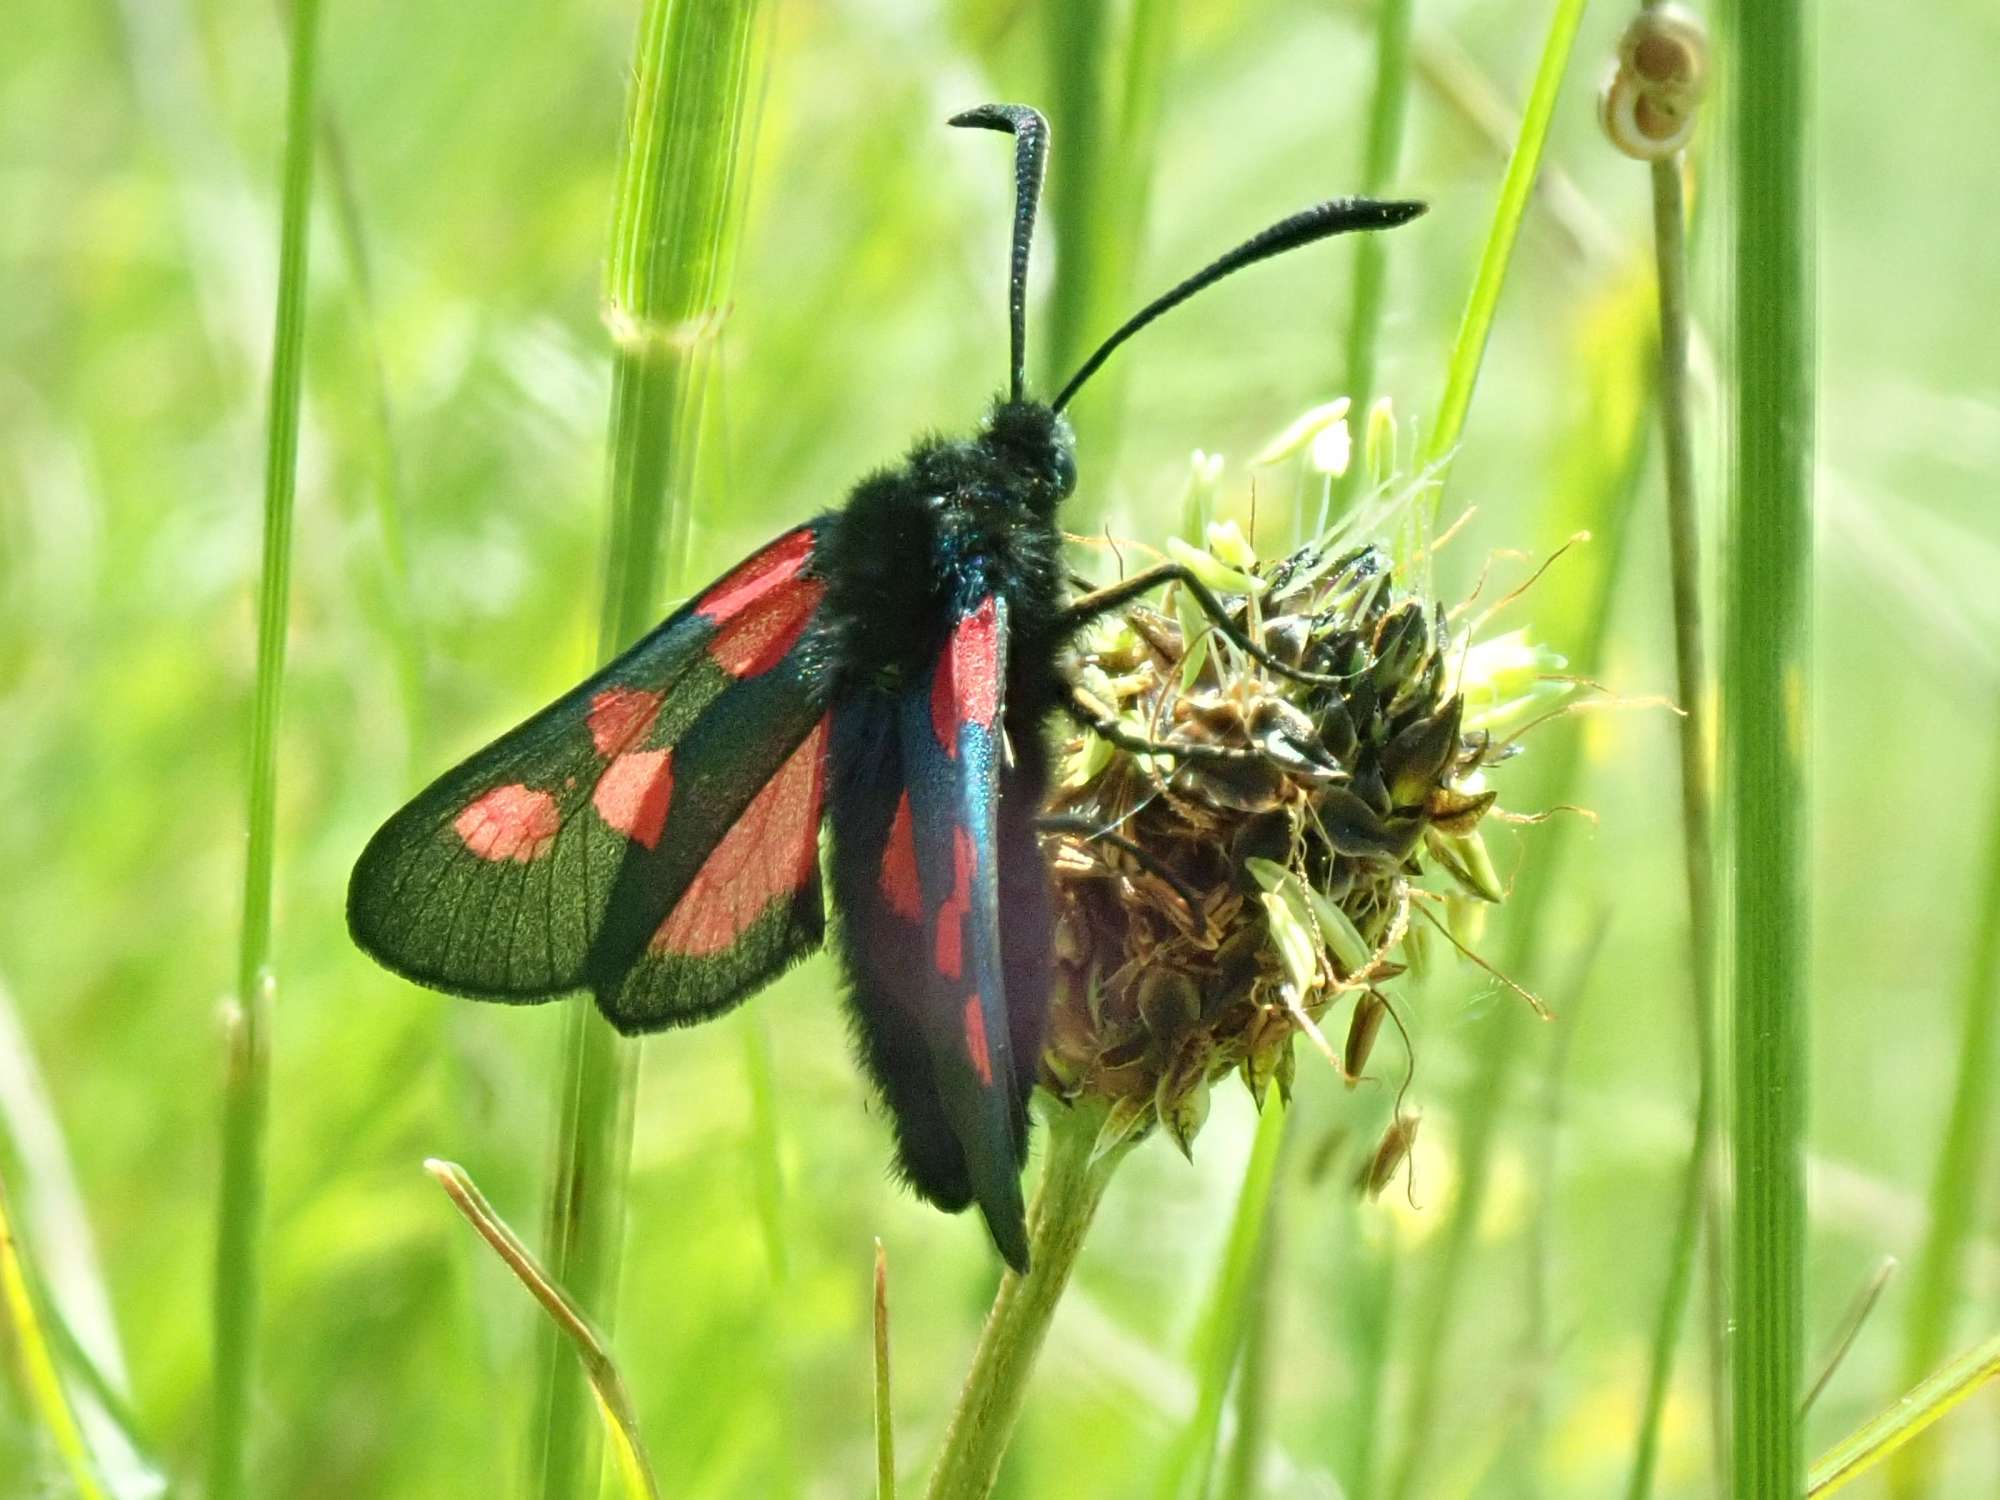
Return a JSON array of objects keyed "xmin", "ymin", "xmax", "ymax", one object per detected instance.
[
  {"xmin": 925, "ymin": 1100, "xmax": 1124, "ymax": 1500},
  {"xmin": 211, "ymin": 2, "xmax": 320, "ymax": 1494},
  {"xmin": 1725, "ymin": 0, "xmax": 1815, "ymax": 1491}
]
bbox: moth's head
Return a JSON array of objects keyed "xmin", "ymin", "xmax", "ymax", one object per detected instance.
[{"xmin": 980, "ymin": 398, "xmax": 1076, "ymax": 515}]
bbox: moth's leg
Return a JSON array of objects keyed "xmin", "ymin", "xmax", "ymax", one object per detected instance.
[
  {"xmin": 1062, "ymin": 562, "xmax": 1355, "ymax": 688},
  {"xmin": 1034, "ymin": 813, "xmax": 1208, "ymax": 936},
  {"xmin": 1060, "ymin": 686, "xmax": 1267, "ymax": 767}
]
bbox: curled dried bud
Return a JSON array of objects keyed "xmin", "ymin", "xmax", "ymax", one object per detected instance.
[{"xmin": 1600, "ymin": 4, "xmax": 1709, "ymax": 160}]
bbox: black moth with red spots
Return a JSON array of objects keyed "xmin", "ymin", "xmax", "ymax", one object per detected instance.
[{"xmin": 347, "ymin": 103, "xmax": 1420, "ymax": 1271}]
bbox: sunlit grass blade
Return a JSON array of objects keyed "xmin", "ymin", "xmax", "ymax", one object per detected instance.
[
  {"xmin": 0, "ymin": 981, "xmax": 162, "ymax": 1496},
  {"xmin": 535, "ymin": 3, "xmax": 771, "ymax": 1494},
  {"xmin": 1157, "ymin": 1092, "xmax": 1288, "ymax": 1500},
  {"xmin": 1807, "ymin": 1330, "xmax": 2000, "ymax": 1496},
  {"xmin": 875, "ymin": 1239, "xmax": 896, "ymax": 1500},
  {"xmin": 1, "ymin": 1170, "xmax": 105, "ymax": 1499},
  {"xmin": 427, "ymin": 1160, "xmax": 659, "ymax": 1500},
  {"xmin": 1388, "ymin": 268, "xmax": 1659, "ymax": 1500},
  {"xmin": 1422, "ymin": 0, "xmax": 1591, "ymax": 493},
  {"xmin": 1724, "ymin": 0, "xmax": 1815, "ymax": 1493},
  {"xmin": 211, "ymin": 2, "xmax": 321, "ymax": 1495},
  {"xmin": 1889, "ymin": 750, "xmax": 2000, "ymax": 1496}
]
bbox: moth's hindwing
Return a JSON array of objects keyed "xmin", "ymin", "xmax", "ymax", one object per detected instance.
[{"xmin": 830, "ymin": 593, "xmax": 1030, "ymax": 1270}]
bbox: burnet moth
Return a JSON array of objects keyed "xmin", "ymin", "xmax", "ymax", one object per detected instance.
[{"xmin": 347, "ymin": 103, "xmax": 1422, "ymax": 1270}]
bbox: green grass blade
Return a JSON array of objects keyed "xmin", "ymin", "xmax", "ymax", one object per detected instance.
[
  {"xmin": 1216, "ymin": 1194, "xmax": 1280, "ymax": 1500},
  {"xmin": 1808, "ymin": 1331, "xmax": 2000, "ymax": 1496},
  {"xmin": 429, "ymin": 1161, "xmax": 659, "ymax": 1500},
  {"xmin": 1889, "ymin": 749, "xmax": 2000, "ymax": 1496},
  {"xmin": 1725, "ymin": 0, "xmax": 1815, "ymax": 1493},
  {"xmin": 1039, "ymin": 0, "xmax": 1114, "ymax": 404},
  {"xmin": 533, "ymin": 4, "xmax": 770, "ymax": 1495},
  {"xmin": 1334, "ymin": 0, "xmax": 1415, "ymax": 514},
  {"xmin": 211, "ymin": 3, "xmax": 321, "ymax": 1494},
  {"xmin": 1156, "ymin": 1092, "xmax": 1288, "ymax": 1500},
  {"xmin": 1422, "ymin": 0, "xmax": 1592, "ymax": 490},
  {"xmin": 1, "ymin": 1170, "xmax": 105, "ymax": 1500}
]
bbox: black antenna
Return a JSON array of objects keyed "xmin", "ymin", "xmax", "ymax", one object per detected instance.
[
  {"xmin": 1051, "ymin": 197, "xmax": 1426, "ymax": 413},
  {"xmin": 949, "ymin": 104, "xmax": 1048, "ymax": 405}
]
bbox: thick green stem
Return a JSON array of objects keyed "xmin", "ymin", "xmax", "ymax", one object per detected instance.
[
  {"xmin": 1625, "ymin": 149, "xmax": 1721, "ymax": 1500},
  {"xmin": 1725, "ymin": 0, "xmax": 1815, "ymax": 1493},
  {"xmin": 210, "ymin": 2, "xmax": 320, "ymax": 1495},
  {"xmin": 925, "ymin": 1101, "xmax": 1123, "ymax": 1500},
  {"xmin": 532, "ymin": 3, "xmax": 767, "ymax": 1495}
]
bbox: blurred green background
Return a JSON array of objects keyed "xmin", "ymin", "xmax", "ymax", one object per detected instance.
[{"xmin": 4, "ymin": 0, "xmax": 1998, "ymax": 1495}]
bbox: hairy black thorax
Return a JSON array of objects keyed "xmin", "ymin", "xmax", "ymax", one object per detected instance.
[{"xmin": 813, "ymin": 398, "xmax": 1076, "ymax": 712}]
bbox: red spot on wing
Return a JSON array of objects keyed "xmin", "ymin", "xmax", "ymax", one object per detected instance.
[
  {"xmin": 652, "ymin": 718, "xmax": 828, "ymax": 957},
  {"xmin": 593, "ymin": 749, "xmax": 675, "ymax": 849},
  {"xmin": 932, "ymin": 825, "xmax": 977, "ymax": 981},
  {"xmin": 962, "ymin": 994, "xmax": 994, "ymax": 1086},
  {"xmin": 930, "ymin": 596, "xmax": 1002, "ymax": 758},
  {"xmin": 707, "ymin": 574, "xmax": 825, "ymax": 679},
  {"xmin": 455, "ymin": 784, "xmax": 560, "ymax": 863},
  {"xmin": 588, "ymin": 687, "xmax": 663, "ymax": 756},
  {"xmin": 879, "ymin": 791, "xmax": 922, "ymax": 923},
  {"xmin": 698, "ymin": 528, "xmax": 815, "ymax": 624}
]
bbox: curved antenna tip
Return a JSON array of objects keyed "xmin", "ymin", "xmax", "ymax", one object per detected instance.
[{"xmin": 949, "ymin": 103, "xmax": 1040, "ymax": 132}]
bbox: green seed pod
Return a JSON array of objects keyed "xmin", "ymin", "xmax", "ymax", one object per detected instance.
[{"xmin": 1344, "ymin": 991, "xmax": 1389, "ymax": 1084}]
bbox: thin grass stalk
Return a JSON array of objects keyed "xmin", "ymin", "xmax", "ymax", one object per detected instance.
[
  {"xmin": 534, "ymin": 4, "xmax": 767, "ymax": 1495},
  {"xmin": 875, "ymin": 1240, "xmax": 896, "ymax": 1500},
  {"xmin": 1889, "ymin": 749, "xmax": 2000, "ymax": 1496},
  {"xmin": 1809, "ymin": 1330, "xmax": 2000, "ymax": 1497},
  {"xmin": 1386, "ymin": 289, "xmax": 1658, "ymax": 1500},
  {"xmin": 1157, "ymin": 1093, "xmax": 1290, "ymax": 1500},
  {"xmin": 925, "ymin": 1100, "xmax": 1126, "ymax": 1500},
  {"xmin": 1333, "ymin": 0, "xmax": 1415, "ymax": 514},
  {"xmin": 1725, "ymin": 0, "xmax": 1815, "ymax": 1492},
  {"xmin": 1422, "ymin": 0, "xmax": 1591, "ymax": 493},
  {"xmin": 209, "ymin": 3, "xmax": 320, "ymax": 1494},
  {"xmin": 1624, "ymin": 146, "xmax": 1721, "ymax": 1500},
  {"xmin": 429, "ymin": 1161, "xmax": 660, "ymax": 1500}
]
